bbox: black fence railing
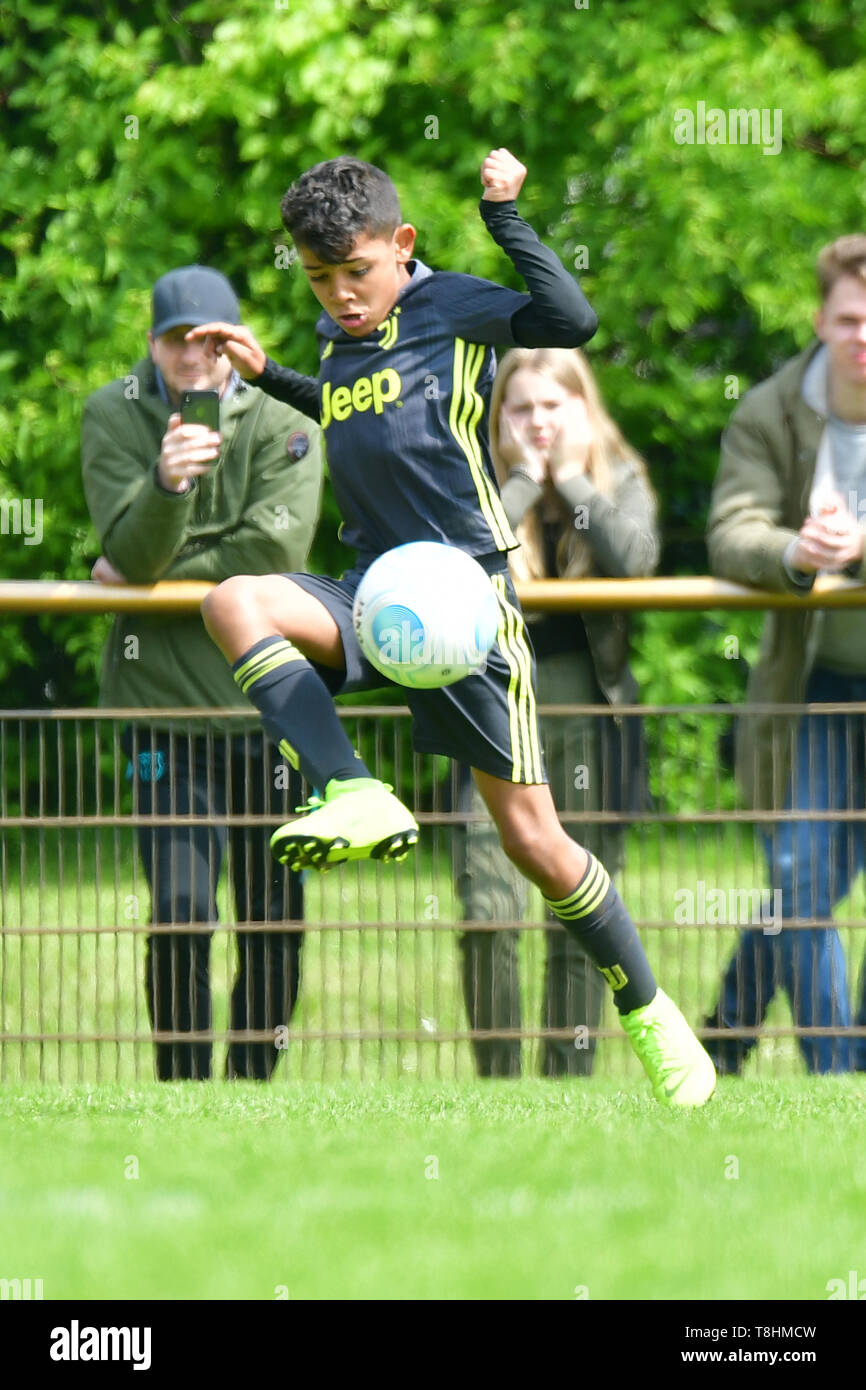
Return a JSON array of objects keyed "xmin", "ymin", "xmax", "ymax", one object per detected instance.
[{"xmin": 1, "ymin": 704, "xmax": 864, "ymax": 1083}]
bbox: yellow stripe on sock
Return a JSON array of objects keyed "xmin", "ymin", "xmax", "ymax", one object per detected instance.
[
  {"xmin": 278, "ymin": 738, "xmax": 300, "ymax": 771},
  {"xmin": 237, "ymin": 650, "xmax": 305, "ymax": 695},
  {"xmin": 233, "ymin": 644, "xmax": 281, "ymax": 687},
  {"xmin": 234, "ymin": 640, "xmax": 306, "ymax": 695},
  {"xmin": 545, "ymin": 856, "xmax": 611, "ymax": 919},
  {"xmin": 233, "ymin": 639, "xmax": 302, "ymax": 684},
  {"xmin": 560, "ymin": 864, "xmax": 611, "ymax": 918}
]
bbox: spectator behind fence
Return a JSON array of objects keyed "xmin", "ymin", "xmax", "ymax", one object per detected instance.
[
  {"xmin": 454, "ymin": 347, "xmax": 659, "ymax": 1076},
  {"xmin": 703, "ymin": 234, "xmax": 866, "ymax": 1074},
  {"xmin": 82, "ymin": 265, "xmax": 323, "ymax": 1080}
]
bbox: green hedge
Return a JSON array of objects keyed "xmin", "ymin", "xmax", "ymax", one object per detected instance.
[{"xmin": 2, "ymin": 0, "xmax": 865, "ymax": 802}]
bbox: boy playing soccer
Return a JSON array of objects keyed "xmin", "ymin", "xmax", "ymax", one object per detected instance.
[{"xmin": 188, "ymin": 148, "xmax": 715, "ymax": 1105}]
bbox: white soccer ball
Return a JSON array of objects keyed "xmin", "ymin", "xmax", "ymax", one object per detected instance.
[{"xmin": 352, "ymin": 542, "xmax": 501, "ymax": 689}]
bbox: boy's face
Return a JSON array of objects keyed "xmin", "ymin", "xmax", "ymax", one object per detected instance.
[
  {"xmin": 815, "ymin": 273, "xmax": 866, "ymax": 390},
  {"xmin": 297, "ymin": 224, "xmax": 416, "ymax": 336}
]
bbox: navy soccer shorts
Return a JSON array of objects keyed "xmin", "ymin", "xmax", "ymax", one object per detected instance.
[{"xmin": 284, "ymin": 560, "xmax": 547, "ymax": 785}]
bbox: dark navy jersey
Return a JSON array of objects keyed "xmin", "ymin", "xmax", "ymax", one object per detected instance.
[
  {"xmin": 256, "ymin": 200, "xmax": 598, "ymax": 559},
  {"xmin": 314, "ymin": 259, "xmax": 530, "ymax": 561}
]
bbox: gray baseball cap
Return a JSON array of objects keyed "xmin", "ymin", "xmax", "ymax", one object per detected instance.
[{"xmin": 151, "ymin": 265, "xmax": 240, "ymax": 337}]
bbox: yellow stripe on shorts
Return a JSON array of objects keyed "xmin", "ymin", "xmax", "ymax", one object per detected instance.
[{"xmin": 491, "ymin": 574, "xmax": 544, "ymax": 783}]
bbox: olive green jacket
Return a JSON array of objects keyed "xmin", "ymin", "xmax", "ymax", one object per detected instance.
[
  {"xmin": 82, "ymin": 357, "xmax": 323, "ymax": 730},
  {"xmin": 707, "ymin": 339, "xmax": 866, "ymax": 809}
]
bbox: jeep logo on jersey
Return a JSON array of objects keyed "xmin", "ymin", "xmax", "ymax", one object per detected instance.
[{"xmin": 320, "ymin": 369, "xmax": 402, "ymax": 429}]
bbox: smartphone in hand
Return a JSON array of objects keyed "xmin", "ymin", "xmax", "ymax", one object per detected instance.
[{"xmin": 181, "ymin": 389, "xmax": 220, "ymax": 432}]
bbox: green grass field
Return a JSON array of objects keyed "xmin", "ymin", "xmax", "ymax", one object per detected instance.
[
  {"xmin": 2, "ymin": 1079, "xmax": 864, "ymax": 1301},
  {"xmin": 4, "ymin": 818, "xmax": 866, "ymax": 1303}
]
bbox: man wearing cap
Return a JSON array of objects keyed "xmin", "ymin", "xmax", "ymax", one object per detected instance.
[{"xmin": 82, "ymin": 265, "xmax": 323, "ymax": 1081}]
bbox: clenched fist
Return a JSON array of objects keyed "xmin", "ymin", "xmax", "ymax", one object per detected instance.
[{"xmin": 481, "ymin": 148, "xmax": 527, "ymax": 203}]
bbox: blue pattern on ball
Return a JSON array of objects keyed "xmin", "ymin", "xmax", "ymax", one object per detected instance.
[
  {"xmin": 353, "ymin": 542, "xmax": 501, "ymax": 688},
  {"xmin": 371, "ymin": 604, "xmax": 423, "ymax": 662}
]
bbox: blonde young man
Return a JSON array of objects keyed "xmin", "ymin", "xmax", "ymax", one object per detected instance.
[{"xmin": 704, "ymin": 235, "xmax": 866, "ymax": 1074}]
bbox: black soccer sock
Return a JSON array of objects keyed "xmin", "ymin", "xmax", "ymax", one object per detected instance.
[
  {"xmin": 544, "ymin": 853, "xmax": 657, "ymax": 1015},
  {"xmin": 232, "ymin": 636, "xmax": 372, "ymax": 791}
]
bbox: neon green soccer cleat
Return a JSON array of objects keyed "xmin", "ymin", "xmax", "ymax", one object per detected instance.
[
  {"xmin": 621, "ymin": 988, "xmax": 717, "ymax": 1107},
  {"xmin": 270, "ymin": 777, "xmax": 419, "ymax": 872}
]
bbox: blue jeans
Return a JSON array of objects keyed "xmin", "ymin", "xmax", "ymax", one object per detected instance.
[{"xmin": 706, "ymin": 667, "xmax": 866, "ymax": 1074}]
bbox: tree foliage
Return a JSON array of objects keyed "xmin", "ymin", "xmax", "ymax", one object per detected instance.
[{"xmin": 2, "ymin": 0, "xmax": 865, "ymax": 715}]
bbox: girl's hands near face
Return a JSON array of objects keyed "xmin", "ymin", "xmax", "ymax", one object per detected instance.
[
  {"xmin": 548, "ymin": 395, "xmax": 593, "ymax": 483},
  {"xmin": 499, "ymin": 407, "xmax": 546, "ymax": 484}
]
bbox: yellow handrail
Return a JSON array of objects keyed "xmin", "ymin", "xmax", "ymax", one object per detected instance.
[{"xmin": 1, "ymin": 574, "xmax": 866, "ymax": 612}]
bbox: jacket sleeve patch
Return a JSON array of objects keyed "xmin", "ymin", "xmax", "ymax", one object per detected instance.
[{"xmin": 287, "ymin": 431, "xmax": 310, "ymax": 461}]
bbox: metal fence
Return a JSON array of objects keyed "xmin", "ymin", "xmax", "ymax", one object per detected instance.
[{"xmin": 2, "ymin": 577, "xmax": 866, "ymax": 1082}]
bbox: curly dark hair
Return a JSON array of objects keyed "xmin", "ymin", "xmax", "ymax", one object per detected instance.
[{"xmin": 280, "ymin": 157, "xmax": 402, "ymax": 263}]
